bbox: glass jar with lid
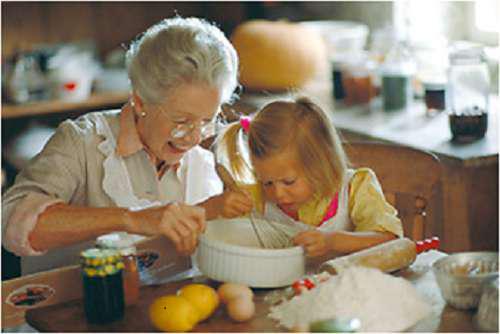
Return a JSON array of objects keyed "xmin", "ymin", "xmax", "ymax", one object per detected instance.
[
  {"xmin": 80, "ymin": 248, "xmax": 124, "ymax": 324},
  {"xmin": 96, "ymin": 232, "xmax": 140, "ymax": 306},
  {"xmin": 447, "ymin": 44, "xmax": 490, "ymax": 142}
]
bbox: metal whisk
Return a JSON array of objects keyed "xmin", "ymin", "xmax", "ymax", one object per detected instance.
[
  {"xmin": 249, "ymin": 211, "xmax": 296, "ymax": 249},
  {"xmin": 215, "ymin": 163, "xmax": 294, "ymax": 249}
]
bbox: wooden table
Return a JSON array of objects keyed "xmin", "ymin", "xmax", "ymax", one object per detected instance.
[{"xmin": 26, "ymin": 251, "xmax": 480, "ymax": 332}]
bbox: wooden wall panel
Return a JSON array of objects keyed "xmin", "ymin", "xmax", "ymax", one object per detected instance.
[
  {"xmin": 92, "ymin": 2, "xmax": 154, "ymax": 56},
  {"xmin": 2, "ymin": 2, "xmax": 243, "ymax": 60},
  {"xmin": 201, "ymin": 2, "xmax": 246, "ymax": 34},
  {"xmin": 2, "ymin": 2, "xmax": 45, "ymax": 57},
  {"xmin": 42, "ymin": 2, "xmax": 95, "ymax": 46}
]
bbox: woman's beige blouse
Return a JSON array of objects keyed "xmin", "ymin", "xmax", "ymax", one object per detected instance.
[{"xmin": 2, "ymin": 109, "xmax": 223, "ymax": 274}]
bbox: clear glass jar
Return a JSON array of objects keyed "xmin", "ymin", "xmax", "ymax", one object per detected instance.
[
  {"xmin": 96, "ymin": 232, "xmax": 140, "ymax": 306},
  {"xmin": 342, "ymin": 53, "xmax": 377, "ymax": 106},
  {"xmin": 380, "ymin": 41, "xmax": 417, "ymax": 112},
  {"xmin": 447, "ymin": 45, "xmax": 490, "ymax": 142}
]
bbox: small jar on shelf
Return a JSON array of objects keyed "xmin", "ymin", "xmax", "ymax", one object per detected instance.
[{"xmin": 422, "ymin": 78, "xmax": 447, "ymax": 116}]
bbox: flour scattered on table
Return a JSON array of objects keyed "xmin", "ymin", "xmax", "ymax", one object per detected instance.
[{"xmin": 268, "ymin": 266, "xmax": 430, "ymax": 332}]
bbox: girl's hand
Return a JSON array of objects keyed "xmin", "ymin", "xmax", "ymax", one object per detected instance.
[
  {"xmin": 214, "ymin": 189, "xmax": 253, "ymax": 218},
  {"xmin": 293, "ymin": 230, "xmax": 330, "ymax": 257}
]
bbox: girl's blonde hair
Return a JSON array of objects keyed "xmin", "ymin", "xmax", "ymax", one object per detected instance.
[{"xmin": 217, "ymin": 97, "xmax": 348, "ymax": 198}]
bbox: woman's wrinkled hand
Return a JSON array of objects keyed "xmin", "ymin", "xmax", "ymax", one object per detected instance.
[
  {"xmin": 293, "ymin": 230, "xmax": 331, "ymax": 257},
  {"xmin": 159, "ymin": 203, "xmax": 206, "ymax": 255},
  {"xmin": 128, "ymin": 202, "xmax": 205, "ymax": 256},
  {"xmin": 214, "ymin": 189, "xmax": 253, "ymax": 218}
]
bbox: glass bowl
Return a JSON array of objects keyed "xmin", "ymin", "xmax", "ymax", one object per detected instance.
[{"xmin": 432, "ymin": 252, "xmax": 498, "ymax": 309}]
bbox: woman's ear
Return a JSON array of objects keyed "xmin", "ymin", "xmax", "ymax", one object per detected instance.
[{"xmin": 131, "ymin": 92, "xmax": 145, "ymax": 117}]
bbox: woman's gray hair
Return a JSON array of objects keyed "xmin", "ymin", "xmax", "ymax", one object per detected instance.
[{"xmin": 126, "ymin": 16, "xmax": 239, "ymax": 105}]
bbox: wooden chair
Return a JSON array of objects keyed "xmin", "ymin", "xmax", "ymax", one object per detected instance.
[{"xmin": 343, "ymin": 141, "xmax": 443, "ymax": 241}]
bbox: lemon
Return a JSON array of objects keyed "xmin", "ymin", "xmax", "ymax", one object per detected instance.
[
  {"xmin": 178, "ymin": 283, "xmax": 219, "ymax": 321},
  {"xmin": 148, "ymin": 295, "xmax": 199, "ymax": 332}
]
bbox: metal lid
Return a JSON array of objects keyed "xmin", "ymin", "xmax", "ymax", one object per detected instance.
[
  {"xmin": 423, "ymin": 80, "xmax": 446, "ymax": 90},
  {"xmin": 449, "ymin": 43, "xmax": 485, "ymax": 64},
  {"xmin": 96, "ymin": 232, "xmax": 137, "ymax": 255}
]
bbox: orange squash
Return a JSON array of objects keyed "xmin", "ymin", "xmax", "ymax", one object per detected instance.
[{"xmin": 231, "ymin": 20, "xmax": 326, "ymax": 91}]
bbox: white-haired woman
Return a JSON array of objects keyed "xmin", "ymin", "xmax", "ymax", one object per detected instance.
[{"xmin": 2, "ymin": 17, "xmax": 253, "ymax": 275}]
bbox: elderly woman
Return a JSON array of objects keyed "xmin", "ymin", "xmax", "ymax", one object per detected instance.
[{"xmin": 2, "ymin": 17, "xmax": 253, "ymax": 275}]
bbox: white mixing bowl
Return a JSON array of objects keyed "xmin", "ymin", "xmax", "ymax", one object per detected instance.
[{"xmin": 196, "ymin": 218, "xmax": 305, "ymax": 288}]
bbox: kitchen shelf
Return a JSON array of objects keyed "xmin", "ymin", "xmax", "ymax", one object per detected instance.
[{"xmin": 1, "ymin": 91, "xmax": 129, "ymax": 119}]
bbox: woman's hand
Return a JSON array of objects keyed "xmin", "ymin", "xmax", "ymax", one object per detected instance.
[
  {"xmin": 293, "ymin": 230, "xmax": 331, "ymax": 257},
  {"xmin": 158, "ymin": 203, "xmax": 206, "ymax": 255},
  {"xmin": 127, "ymin": 203, "xmax": 205, "ymax": 255}
]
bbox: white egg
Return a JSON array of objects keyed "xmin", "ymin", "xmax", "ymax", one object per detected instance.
[
  {"xmin": 217, "ymin": 283, "xmax": 253, "ymax": 304},
  {"xmin": 227, "ymin": 296, "xmax": 255, "ymax": 322}
]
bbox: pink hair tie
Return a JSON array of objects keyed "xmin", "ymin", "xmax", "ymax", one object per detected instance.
[{"xmin": 240, "ymin": 116, "xmax": 251, "ymax": 134}]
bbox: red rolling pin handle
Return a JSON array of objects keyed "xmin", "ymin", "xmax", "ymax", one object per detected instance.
[
  {"xmin": 293, "ymin": 237, "xmax": 441, "ymax": 295},
  {"xmin": 415, "ymin": 236, "xmax": 440, "ymax": 254}
]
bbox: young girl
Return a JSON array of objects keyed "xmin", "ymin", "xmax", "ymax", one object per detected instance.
[{"xmin": 216, "ymin": 97, "xmax": 403, "ymax": 258}]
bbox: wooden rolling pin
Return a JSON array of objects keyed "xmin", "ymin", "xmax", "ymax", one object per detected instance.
[{"xmin": 319, "ymin": 237, "xmax": 440, "ymax": 275}]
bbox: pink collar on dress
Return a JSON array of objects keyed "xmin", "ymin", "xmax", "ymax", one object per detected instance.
[
  {"xmin": 318, "ymin": 192, "xmax": 339, "ymax": 226},
  {"xmin": 279, "ymin": 192, "xmax": 340, "ymax": 226}
]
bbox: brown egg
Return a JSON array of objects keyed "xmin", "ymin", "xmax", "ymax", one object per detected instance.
[
  {"xmin": 217, "ymin": 283, "xmax": 253, "ymax": 304},
  {"xmin": 227, "ymin": 296, "xmax": 255, "ymax": 322}
]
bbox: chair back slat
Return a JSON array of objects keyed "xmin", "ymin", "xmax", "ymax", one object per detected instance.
[{"xmin": 344, "ymin": 141, "xmax": 442, "ymax": 241}]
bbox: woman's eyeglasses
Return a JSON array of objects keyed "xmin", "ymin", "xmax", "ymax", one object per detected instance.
[
  {"xmin": 169, "ymin": 119, "xmax": 215, "ymax": 140},
  {"xmin": 156, "ymin": 106, "xmax": 216, "ymax": 140}
]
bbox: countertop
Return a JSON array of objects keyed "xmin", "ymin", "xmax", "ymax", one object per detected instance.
[{"xmin": 331, "ymin": 97, "xmax": 499, "ymax": 166}]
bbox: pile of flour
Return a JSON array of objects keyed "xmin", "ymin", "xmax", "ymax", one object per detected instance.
[{"xmin": 269, "ymin": 266, "xmax": 430, "ymax": 332}]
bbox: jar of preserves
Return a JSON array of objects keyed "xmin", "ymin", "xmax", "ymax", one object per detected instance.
[
  {"xmin": 96, "ymin": 232, "xmax": 140, "ymax": 306},
  {"xmin": 80, "ymin": 248, "xmax": 125, "ymax": 324}
]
